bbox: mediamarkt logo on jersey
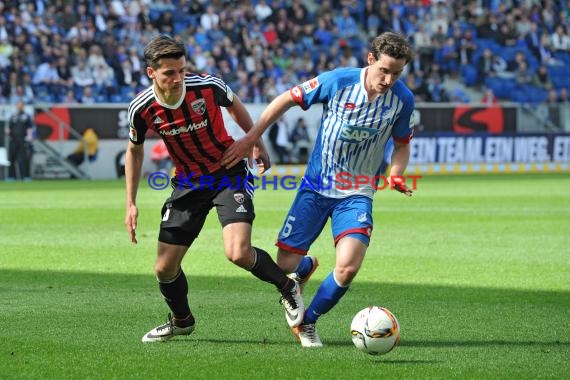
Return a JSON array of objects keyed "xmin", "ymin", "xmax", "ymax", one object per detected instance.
[{"xmin": 159, "ymin": 120, "xmax": 208, "ymax": 136}]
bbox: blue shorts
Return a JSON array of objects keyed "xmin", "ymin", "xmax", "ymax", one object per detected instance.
[{"xmin": 276, "ymin": 188, "xmax": 373, "ymax": 255}]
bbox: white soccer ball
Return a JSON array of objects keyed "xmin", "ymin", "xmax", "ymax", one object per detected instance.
[{"xmin": 350, "ymin": 306, "xmax": 400, "ymax": 355}]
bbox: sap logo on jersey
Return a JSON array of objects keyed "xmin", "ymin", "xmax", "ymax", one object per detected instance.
[
  {"xmin": 340, "ymin": 125, "xmax": 380, "ymax": 143},
  {"xmin": 159, "ymin": 120, "xmax": 208, "ymax": 136}
]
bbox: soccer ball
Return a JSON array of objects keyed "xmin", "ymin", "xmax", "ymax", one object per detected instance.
[{"xmin": 350, "ymin": 306, "xmax": 400, "ymax": 355}]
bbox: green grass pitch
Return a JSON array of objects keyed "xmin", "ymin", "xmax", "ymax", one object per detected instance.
[{"xmin": 0, "ymin": 173, "xmax": 568, "ymax": 379}]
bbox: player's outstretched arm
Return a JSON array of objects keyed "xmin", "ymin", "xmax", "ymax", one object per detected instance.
[
  {"xmin": 389, "ymin": 142, "xmax": 413, "ymax": 197},
  {"xmin": 125, "ymin": 141, "xmax": 144, "ymax": 244},
  {"xmin": 221, "ymin": 91, "xmax": 296, "ymax": 170},
  {"xmin": 224, "ymin": 95, "xmax": 270, "ymax": 174}
]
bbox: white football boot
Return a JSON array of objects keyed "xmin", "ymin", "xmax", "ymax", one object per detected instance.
[
  {"xmin": 292, "ymin": 323, "xmax": 323, "ymax": 348},
  {"xmin": 142, "ymin": 313, "xmax": 195, "ymax": 342},
  {"xmin": 280, "ymin": 280, "xmax": 305, "ymax": 327}
]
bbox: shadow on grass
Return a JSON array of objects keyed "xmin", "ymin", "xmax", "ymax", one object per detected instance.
[
  {"xmin": 2, "ymin": 269, "xmax": 568, "ymax": 349},
  {"xmin": 400, "ymin": 340, "xmax": 568, "ymax": 347},
  {"xmin": 320, "ymin": 339, "xmax": 568, "ymax": 348}
]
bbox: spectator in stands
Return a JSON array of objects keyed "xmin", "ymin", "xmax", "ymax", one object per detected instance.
[
  {"xmin": 32, "ymin": 58, "xmax": 60, "ymax": 90},
  {"xmin": 268, "ymin": 117, "xmax": 291, "ymax": 164},
  {"xmin": 340, "ymin": 47, "xmax": 359, "ymax": 67},
  {"xmin": 450, "ymin": 87, "xmax": 470, "ymax": 103},
  {"xmin": 481, "ymin": 88, "xmax": 499, "ymax": 106},
  {"xmin": 476, "ymin": 12, "xmax": 501, "ymax": 40},
  {"xmin": 405, "ymin": 72, "xmax": 429, "ymax": 101},
  {"xmin": 412, "ymin": 20, "xmax": 432, "ymax": 57},
  {"xmin": 71, "ymin": 59, "xmax": 95, "ymax": 88},
  {"xmin": 336, "ymin": 8, "xmax": 358, "ymax": 41},
  {"xmin": 127, "ymin": 46, "xmax": 143, "ymax": 84},
  {"xmin": 61, "ymin": 89, "xmax": 78, "ymax": 104},
  {"xmin": 93, "ymin": 61, "xmax": 116, "ymax": 91},
  {"xmin": 314, "ymin": 17, "xmax": 334, "ymax": 47},
  {"xmin": 525, "ymin": 22, "xmax": 542, "ymax": 60},
  {"xmin": 255, "ymin": 0, "xmax": 273, "ymax": 22},
  {"xmin": 262, "ymin": 21, "xmax": 279, "ymax": 47},
  {"xmin": 87, "ymin": 45, "xmax": 109, "ymax": 73},
  {"xmin": 539, "ymin": 31, "xmax": 563, "ymax": 66},
  {"xmin": 506, "ymin": 51, "xmax": 527, "ymax": 73},
  {"xmin": 364, "ymin": 0, "xmax": 381, "ymax": 38},
  {"xmin": 551, "ymin": 25, "xmax": 570, "ymax": 52},
  {"xmin": 558, "ymin": 88, "xmax": 569, "ymax": 103},
  {"xmin": 533, "ymin": 65, "xmax": 553, "ymax": 90},
  {"xmin": 219, "ymin": 59, "xmax": 238, "ymax": 89},
  {"xmin": 9, "ymin": 84, "xmax": 34, "ymax": 105},
  {"xmin": 542, "ymin": 2, "xmax": 556, "ymax": 34},
  {"xmin": 546, "ymin": 88, "xmax": 559, "ymax": 103},
  {"xmin": 116, "ymin": 57, "xmax": 135, "ymax": 88},
  {"xmin": 515, "ymin": 60, "xmax": 533, "ymax": 86},
  {"xmin": 154, "ymin": 10, "xmax": 174, "ymax": 34},
  {"xmin": 200, "ymin": 5, "xmax": 219, "ymax": 32},
  {"xmin": 0, "ymin": 36, "xmax": 13, "ymax": 68},
  {"xmin": 431, "ymin": 24, "xmax": 447, "ymax": 50},
  {"xmin": 289, "ymin": 116, "xmax": 311, "ymax": 164},
  {"xmin": 389, "ymin": 7, "xmax": 405, "ymax": 35},
  {"xmin": 79, "ymin": 86, "xmax": 96, "ymax": 104},
  {"xmin": 458, "ymin": 28, "xmax": 477, "ymax": 66},
  {"xmin": 496, "ymin": 23, "xmax": 518, "ymax": 47},
  {"xmin": 426, "ymin": 71, "xmax": 449, "ymax": 102},
  {"xmin": 439, "ymin": 37, "xmax": 459, "ymax": 77},
  {"xmin": 55, "ymin": 56, "xmax": 74, "ymax": 91}
]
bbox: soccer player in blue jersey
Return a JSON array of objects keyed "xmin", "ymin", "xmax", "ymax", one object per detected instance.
[
  {"xmin": 124, "ymin": 35, "xmax": 303, "ymax": 342},
  {"xmin": 222, "ymin": 32, "xmax": 415, "ymax": 347}
]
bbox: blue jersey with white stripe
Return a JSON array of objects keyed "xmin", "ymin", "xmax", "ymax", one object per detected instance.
[{"xmin": 290, "ymin": 67, "xmax": 414, "ymax": 198}]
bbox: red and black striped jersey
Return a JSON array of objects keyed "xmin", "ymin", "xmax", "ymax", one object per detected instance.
[{"xmin": 127, "ymin": 73, "xmax": 235, "ymax": 176}]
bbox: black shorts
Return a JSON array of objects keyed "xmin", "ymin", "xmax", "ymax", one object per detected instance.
[{"xmin": 158, "ymin": 164, "xmax": 255, "ymax": 246}]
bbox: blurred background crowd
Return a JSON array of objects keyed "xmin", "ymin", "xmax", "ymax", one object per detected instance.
[{"xmin": 0, "ymin": 0, "xmax": 569, "ymax": 106}]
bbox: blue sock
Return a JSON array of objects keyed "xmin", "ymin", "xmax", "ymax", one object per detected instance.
[
  {"xmin": 304, "ymin": 272, "xmax": 348, "ymax": 324},
  {"xmin": 295, "ymin": 256, "xmax": 314, "ymax": 278}
]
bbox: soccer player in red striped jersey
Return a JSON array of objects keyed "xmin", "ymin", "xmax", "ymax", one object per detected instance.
[{"xmin": 124, "ymin": 35, "xmax": 303, "ymax": 342}]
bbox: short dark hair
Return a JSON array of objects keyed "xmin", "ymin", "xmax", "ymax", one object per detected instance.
[
  {"xmin": 143, "ymin": 34, "xmax": 186, "ymax": 69},
  {"xmin": 370, "ymin": 32, "xmax": 414, "ymax": 63}
]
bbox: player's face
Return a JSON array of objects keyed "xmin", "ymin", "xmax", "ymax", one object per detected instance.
[
  {"xmin": 147, "ymin": 56, "xmax": 186, "ymax": 101},
  {"xmin": 366, "ymin": 53, "xmax": 406, "ymax": 95}
]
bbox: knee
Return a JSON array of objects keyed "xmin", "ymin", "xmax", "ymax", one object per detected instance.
[
  {"xmin": 154, "ymin": 260, "xmax": 179, "ymax": 281},
  {"xmin": 225, "ymin": 243, "xmax": 253, "ymax": 269},
  {"xmin": 276, "ymin": 250, "xmax": 301, "ymax": 274},
  {"xmin": 335, "ymin": 265, "xmax": 359, "ymax": 286},
  {"xmin": 226, "ymin": 252, "xmax": 251, "ymax": 268}
]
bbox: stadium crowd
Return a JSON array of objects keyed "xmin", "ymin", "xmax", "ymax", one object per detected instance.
[{"xmin": 0, "ymin": 0, "xmax": 569, "ymax": 106}]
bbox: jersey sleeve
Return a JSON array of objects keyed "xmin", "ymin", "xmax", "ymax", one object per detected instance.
[
  {"xmin": 128, "ymin": 108, "xmax": 148, "ymax": 145},
  {"xmin": 391, "ymin": 90, "xmax": 415, "ymax": 144},
  {"xmin": 289, "ymin": 70, "xmax": 338, "ymax": 110},
  {"xmin": 203, "ymin": 74, "xmax": 234, "ymax": 108}
]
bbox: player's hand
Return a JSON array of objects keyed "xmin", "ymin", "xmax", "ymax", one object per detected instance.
[
  {"xmin": 393, "ymin": 182, "xmax": 413, "ymax": 196},
  {"xmin": 251, "ymin": 138, "xmax": 271, "ymax": 175},
  {"xmin": 125, "ymin": 205, "xmax": 139, "ymax": 244},
  {"xmin": 221, "ymin": 136, "xmax": 254, "ymax": 169},
  {"xmin": 390, "ymin": 176, "xmax": 413, "ymax": 197}
]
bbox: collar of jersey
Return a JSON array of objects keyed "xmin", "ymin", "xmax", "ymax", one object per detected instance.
[{"xmin": 153, "ymin": 84, "xmax": 186, "ymax": 109}]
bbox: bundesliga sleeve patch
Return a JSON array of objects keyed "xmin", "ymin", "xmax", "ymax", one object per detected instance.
[
  {"xmin": 301, "ymin": 77, "xmax": 319, "ymax": 94},
  {"xmin": 129, "ymin": 127, "xmax": 137, "ymax": 142}
]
